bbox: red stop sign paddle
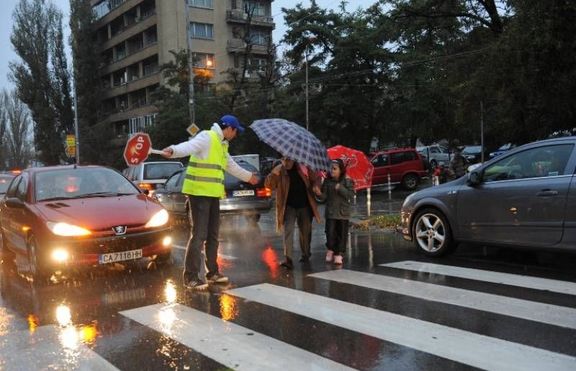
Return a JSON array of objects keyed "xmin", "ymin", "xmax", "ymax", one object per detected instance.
[{"xmin": 123, "ymin": 132, "xmax": 164, "ymax": 167}]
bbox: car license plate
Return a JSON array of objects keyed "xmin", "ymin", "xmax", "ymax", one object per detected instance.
[
  {"xmin": 99, "ymin": 249, "xmax": 143, "ymax": 264},
  {"xmin": 232, "ymin": 190, "xmax": 255, "ymax": 197}
]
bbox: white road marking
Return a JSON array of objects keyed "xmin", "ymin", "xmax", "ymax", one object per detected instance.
[
  {"xmin": 121, "ymin": 303, "xmax": 354, "ymax": 371},
  {"xmin": 381, "ymin": 260, "xmax": 576, "ymax": 296},
  {"xmin": 309, "ymin": 269, "xmax": 576, "ymax": 330},
  {"xmin": 228, "ymin": 283, "xmax": 576, "ymax": 371},
  {"xmin": 0, "ymin": 325, "xmax": 118, "ymax": 370}
]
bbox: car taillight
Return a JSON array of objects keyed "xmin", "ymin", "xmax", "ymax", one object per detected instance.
[
  {"xmin": 139, "ymin": 183, "xmax": 154, "ymax": 191},
  {"xmin": 256, "ymin": 187, "xmax": 272, "ymax": 198}
]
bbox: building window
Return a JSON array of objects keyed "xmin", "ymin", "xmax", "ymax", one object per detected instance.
[
  {"xmin": 245, "ymin": 1, "xmax": 267, "ymax": 16},
  {"xmin": 129, "ymin": 114, "xmax": 157, "ymax": 135},
  {"xmin": 188, "ymin": 0, "xmax": 213, "ymax": 9},
  {"xmin": 249, "ymin": 30, "xmax": 268, "ymax": 46},
  {"xmin": 192, "ymin": 53, "xmax": 215, "ymax": 69},
  {"xmin": 93, "ymin": 1, "xmax": 110, "ymax": 19},
  {"xmin": 249, "ymin": 57, "xmax": 267, "ymax": 71},
  {"xmin": 190, "ymin": 22, "xmax": 213, "ymax": 39}
]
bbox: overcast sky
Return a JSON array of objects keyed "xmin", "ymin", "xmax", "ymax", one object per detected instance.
[{"xmin": 0, "ymin": 0, "xmax": 375, "ymax": 90}]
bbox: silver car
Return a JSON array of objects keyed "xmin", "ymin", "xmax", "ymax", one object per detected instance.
[
  {"xmin": 154, "ymin": 159, "xmax": 272, "ymax": 225},
  {"xmin": 401, "ymin": 136, "xmax": 576, "ymax": 256}
]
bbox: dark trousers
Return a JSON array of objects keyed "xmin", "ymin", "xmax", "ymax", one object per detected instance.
[
  {"xmin": 184, "ymin": 195, "xmax": 220, "ymax": 283},
  {"xmin": 325, "ymin": 219, "xmax": 349, "ymax": 255},
  {"xmin": 283, "ymin": 205, "xmax": 312, "ymax": 259}
]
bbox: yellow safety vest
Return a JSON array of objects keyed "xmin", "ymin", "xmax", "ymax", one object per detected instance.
[{"xmin": 182, "ymin": 130, "xmax": 228, "ymax": 198}]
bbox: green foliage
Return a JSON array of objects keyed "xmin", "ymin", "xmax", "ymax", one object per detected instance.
[
  {"xmin": 70, "ymin": 0, "xmax": 108, "ymax": 165},
  {"xmin": 352, "ymin": 214, "xmax": 401, "ymax": 231},
  {"xmin": 278, "ymin": 0, "xmax": 576, "ymax": 151},
  {"xmin": 10, "ymin": 0, "xmax": 70, "ymax": 165}
]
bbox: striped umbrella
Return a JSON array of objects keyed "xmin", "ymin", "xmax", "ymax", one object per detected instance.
[{"xmin": 250, "ymin": 118, "xmax": 331, "ymax": 171}]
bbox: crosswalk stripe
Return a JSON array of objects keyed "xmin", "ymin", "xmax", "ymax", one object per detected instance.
[
  {"xmin": 228, "ymin": 283, "xmax": 576, "ymax": 371},
  {"xmin": 309, "ymin": 269, "xmax": 576, "ymax": 330},
  {"xmin": 121, "ymin": 303, "xmax": 355, "ymax": 371},
  {"xmin": 380, "ymin": 260, "xmax": 576, "ymax": 296},
  {"xmin": 0, "ymin": 325, "xmax": 118, "ymax": 370}
]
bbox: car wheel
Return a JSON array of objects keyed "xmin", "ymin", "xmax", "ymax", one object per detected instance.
[
  {"xmin": 27, "ymin": 234, "xmax": 49, "ymax": 283},
  {"xmin": 402, "ymin": 174, "xmax": 419, "ymax": 190},
  {"xmin": 430, "ymin": 160, "xmax": 438, "ymax": 168},
  {"xmin": 412, "ymin": 208, "xmax": 456, "ymax": 257}
]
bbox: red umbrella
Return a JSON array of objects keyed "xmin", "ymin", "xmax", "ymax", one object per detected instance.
[{"xmin": 327, "ymin": 145, "xmax": 374, "ymax": 190}]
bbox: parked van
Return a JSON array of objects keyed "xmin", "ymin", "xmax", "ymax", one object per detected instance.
[{"xmin": 123, "ymin": 161, "xmax": 184, "ymax": 193}]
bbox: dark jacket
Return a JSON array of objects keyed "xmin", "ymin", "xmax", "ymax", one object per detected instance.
[
  {"xmin": 265, "ymin": 163, "xmax": 322, "ymax": 231},
  {"xmin": 318, "ymin": 177, "xmax": 355, "ymax": 220}
]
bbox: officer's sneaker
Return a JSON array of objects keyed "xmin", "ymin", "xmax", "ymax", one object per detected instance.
[
  {"xmin": 184, "ymin": 280, "xmax": 208, "ymax": 291},
  {"xmin": 207, "ymin": 273, "xmax": 229, "ymax": 284}
]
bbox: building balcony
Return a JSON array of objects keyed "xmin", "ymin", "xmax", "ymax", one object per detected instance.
[
  {"xmin": 100, "ymin": 13, "xmax": 157, "ymax": 51},
  {"xmin": 100, "ymin": 43, "xmax": 158, "ymax": 75},
  {"xmin": 102, "ymin": 72, "xmax": 160, "ymax": 99},
  {"xmin": 93, "ymin": 0, "xmax": 145, "ymax": 26},
  {"xmin": 226, "ymin": 39, "xmax": 270, "ymax": 55},
  {"xmin": 101, "ymin": 104, "xmax": 158, "ymax": 124},
  {"xmin": 226, "ymin": 9, "xmax": 274, "ymax": 28}
]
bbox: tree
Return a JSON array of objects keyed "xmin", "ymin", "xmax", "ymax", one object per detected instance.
[
  {"xmin": 70, "ymin": 0, "xmax": 107, "ymax": 165},
  {"xmin": 2, "ymin": 90, "xmax": 33, "ymax": 169},
  {"xmin": 10, "ymin": 0, "xmax": 72, "ymax": 165}
]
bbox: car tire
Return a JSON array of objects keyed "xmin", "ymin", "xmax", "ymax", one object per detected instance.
[
  {"xmin": 27, "ymin": 234, "xmax": 49, "ymax": 284},
  {"xmin": 412, "ymin": 208, "xmax": 456, "ymax": 257},
  {"xmin": 402, "ymin": 173, "xmax": 419, "ymax": 190}
]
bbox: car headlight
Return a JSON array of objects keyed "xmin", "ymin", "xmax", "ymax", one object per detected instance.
[
  {"xmin": 47, "ymin": 222, "xmax": 91, "ymax": 236},
  {"xmin": 145, "ymin": 209, "xmax": 169, "ymax": 228}
]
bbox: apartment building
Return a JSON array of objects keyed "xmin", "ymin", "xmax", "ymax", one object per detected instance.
[{"xmin": 90, "ymin": 0, "xmax": 274, "ymax": 136}]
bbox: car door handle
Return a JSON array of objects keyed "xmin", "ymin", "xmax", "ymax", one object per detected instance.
[{"xmin": 536, "ymin": 190, "xmax": 559, "ymax": 197}]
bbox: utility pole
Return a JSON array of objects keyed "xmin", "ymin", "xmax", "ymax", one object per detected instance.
[
  {"xmin": 184, "ymin": 0, "xmax": 195, "ymax": 126},
  {"xmin": 480, "ymin": 100, "xmax": 485, "ymax": 163}
]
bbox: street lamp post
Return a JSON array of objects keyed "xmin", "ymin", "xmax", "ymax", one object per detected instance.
[
  {"xmin": 305, "ymin": 47, "xmax": 309, "ymax": 131},
  {"xmin": 184, "ymin": 0, "xmax": 195, "ymax": 126},
  {"xmin": 304, "ymin": 36, "xmax": 315, "ymax": 131}
]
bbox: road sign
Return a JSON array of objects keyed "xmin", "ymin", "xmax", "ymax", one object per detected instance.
[
  {"xmin": 187, "ymin": 123, "xmax": 200, "ymax": 137},
  {"xmin": 124, "ymin": 132, "xmax": 152, "ymax": 167},
  {"xmin": 65, "ymin": 134, "xmax": 76, "ymax": 158}
]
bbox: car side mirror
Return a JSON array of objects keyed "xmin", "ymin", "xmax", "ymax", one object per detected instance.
[
  {"xmin": 467, "ymin": 170, "xmax": 482, "ymax": 186},
  {"xmin": 5, "ymin": 197, "xmax": 25, "ymax": 208}
]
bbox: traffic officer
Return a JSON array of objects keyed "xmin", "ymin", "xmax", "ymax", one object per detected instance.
[{"xmin": 161, "ymin": 114, "xmax": 259, "ymax": 290}]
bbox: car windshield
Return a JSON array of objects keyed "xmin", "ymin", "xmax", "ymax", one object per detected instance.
[
  {"xmin": 35, "ymin": 168, "xmax": 140, "ymax": 202},
  {"xmin": 463, "ymin": 146, "xmax": 481, "ymax": 154},
  {"xmin": 144, "ymin": 163, "xmax": 182, "ymax": 180},
  {"xmin": 0, "ymin": 176, "xmax": 14, "ymax": 194}
]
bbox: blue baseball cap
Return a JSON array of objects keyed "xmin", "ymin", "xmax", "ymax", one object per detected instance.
[{"xmin": 220, "ymin": 114, "xmax": 245, "ymax": 133}]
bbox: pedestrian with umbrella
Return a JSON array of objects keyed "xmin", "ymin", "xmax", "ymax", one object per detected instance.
[{"xmin": 252, "ymin": 119, "xmax": 329, "ymax": 269}]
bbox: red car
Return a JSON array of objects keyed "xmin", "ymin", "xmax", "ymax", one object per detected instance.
[
  {"xmin": 370, "ymin": 148, "xmax": 428, "ymax": 190},
  {"xmin": 0, "ymin": 165, "xmax": 172, "ymax": 282}
]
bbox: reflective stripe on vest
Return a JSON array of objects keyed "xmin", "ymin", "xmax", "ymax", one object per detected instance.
[{"xmin": 181, "ymin": 130, "xmax": 228, "ymax": 198}]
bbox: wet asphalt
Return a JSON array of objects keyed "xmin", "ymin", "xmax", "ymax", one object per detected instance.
[{"xmin": 1, "ymin": 188, "xmax": 576, "ymax": 370}]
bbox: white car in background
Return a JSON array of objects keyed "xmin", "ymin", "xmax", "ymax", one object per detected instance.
[
  {"xmin": 417, "ymin": 144, "xmax": 451, "ymax": 168},
  {"xmin": 123, "ymin": 161, "xmax": 184, "ymax": 194}
]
